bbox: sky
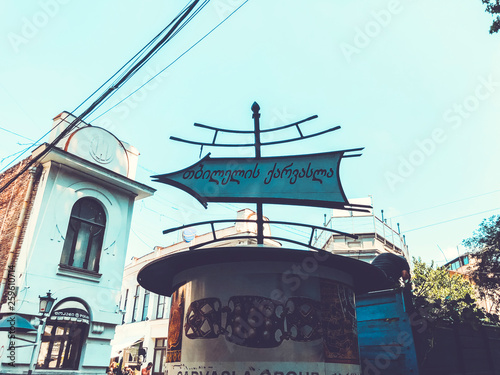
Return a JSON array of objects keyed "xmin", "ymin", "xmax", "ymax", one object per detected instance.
[{"xmin": 1, "ymin": 0, "xmax": 500, "ymax": 266}]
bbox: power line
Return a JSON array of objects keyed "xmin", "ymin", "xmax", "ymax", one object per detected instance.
[
  {"xmin": 1, "ymin": 147, "xmax": 34, "ymax": 165},
  {"xmin": 0, "ymin": 0, "xmax": 202, "ymax": 193},
  {"xmin": 388, "ymin": 189, "xmax": 500, "ymax": 219},
  {"xmin": 0, "ymin": 3, "xmax": 191, "ymax": 174},
  {"xmin": 405, "ymin": 207, "xmax": 500, "ymax": 233},
  {"xmin": 0, "ymin": 126, "xmax": 55, "ymax": 173},
  {"xmin": 84, "ymin": 0, "xmax": 211, "ymax": 121},
  {"xmin": 0, "ymin": 126, "xmax": 36, "ymax": 142},
  {"xmin": 73, "ymin": 2, "xmax": 193, "ymax": 115},
  {"xmin": 89, "ymin": 0, "xmax": 250, "ymax": 122},
  {"xmin": 130, "ymin": 228, "xmax": 157, "ymax": 251}
]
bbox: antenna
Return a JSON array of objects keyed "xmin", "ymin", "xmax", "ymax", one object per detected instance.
[{"xmin": 437, "ymin": 244, "xmax": 448, "ymax": 262}]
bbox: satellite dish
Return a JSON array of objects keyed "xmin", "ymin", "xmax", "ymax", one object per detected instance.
[{"xmin": 182, "ymin": 227, "xmax": 197, "ymax": 243}]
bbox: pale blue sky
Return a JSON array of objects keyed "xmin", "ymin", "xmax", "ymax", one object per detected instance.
[{"xmin": 1, "ymin": 0, "xmax": 499, "ymax": 265}]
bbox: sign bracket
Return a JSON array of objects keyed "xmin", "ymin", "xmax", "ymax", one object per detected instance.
[{"xmin": 154, "ymin": 102, "xmax": 368, "ymax": 248}]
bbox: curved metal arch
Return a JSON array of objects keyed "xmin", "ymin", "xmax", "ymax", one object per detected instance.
[
  {"xmin": 192, "ymin": 115, "xmax": 318, "ymax": 134},
  {"xmin": 163, "ymin": 219, "xmax": 358, "ymax": 252},
  {"xmin": 163, "ymin": 219, "xmax": 356, "ymax": 238},
  {"xmin": 187, "ymin": 235, "xmax": 323, "ymax": 251},
  {"xmin": 169, "ymin": 125, "xmax": 340, "ymax": 148}
]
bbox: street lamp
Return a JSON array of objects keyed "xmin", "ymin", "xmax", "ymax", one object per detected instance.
[
  {"xmin": 38, "ymin": 291, "xmax": 56, "ymax": 316},
  {"xmin": 27, "ymin": 291, "xmax": 57, "ymax": 375},
  {"xmin": 0, "ymin": 291, "xmax": 57, "ymax": 374}
]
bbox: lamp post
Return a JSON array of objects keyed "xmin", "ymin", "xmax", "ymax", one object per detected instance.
[
  {"xmin": 38, "ymin": 291, "xmax": 56, "ymax": 316},
  {"xmin": 27, "ymin": 291, "xmax": 56, "ymax": 375}
]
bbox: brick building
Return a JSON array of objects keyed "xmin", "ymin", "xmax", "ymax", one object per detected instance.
[
  {"xmin": 0, "ymin": 157, "xmax": 40, "ymax": 305},
  {"xmin": 0, "ymin": 112, "xmax": 154, "ymax": 374}
]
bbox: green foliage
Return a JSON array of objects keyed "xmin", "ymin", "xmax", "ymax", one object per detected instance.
[
  {"xmin": 463, "ymin": 214, "xmax": 500, "ymax": 314},
  {"xmin": 411, "ymin": 257, "xmax": 496, "ymax": 326},
  {"xmin": 482, "ymin": 0, "xmax": 500, "ymax": 34},
  {"xmin": 412, "ymin": 258, "xmax": 474, "ymax": 300},
  {"xmin": 413, "ymin": 257, "xmax": 475, "ymax": 301}
]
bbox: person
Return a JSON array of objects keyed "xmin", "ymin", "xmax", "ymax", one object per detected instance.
[
  {"xmin": 107, "ymin": 362, "xmax": 117, "ymax": 375},
  {"xmin": 371, "ymin": 252, "xmax": 414, "ymax": 312},
  {"xmin": 141, "ymin": 362, "xmax": 153, "ymax": 375},
  {"xmin": 371, "ymin": 252, "xmax": 411, "ymax": 287}
]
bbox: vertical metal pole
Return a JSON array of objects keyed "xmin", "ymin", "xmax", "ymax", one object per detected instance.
[
  {"xmin": 252, "ymin": 102, "xmax": 264, "ymax": 244},
  {"xmin": 28, "ymin": 317, "xmax": 43, "ymax": 375},
  {"xmin": 381, "ymin": 210, "xmax": 386, "ymax": 245},
  {"xmin": 256, "ymin": 202, "xmax": 264, "ymax": 245},
  {"xmin": 252, "ymin": 101, "xmax": 261, "ymax": 158},
  {"xmin": 390, "ymin": 218, "xmax": 395, "ymax": 250},
  {"xmin": 372, "ymin": 210, "xmax": 376, "ymax": 238}
]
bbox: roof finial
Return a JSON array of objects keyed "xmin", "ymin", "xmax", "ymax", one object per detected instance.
[{"xmin": 251, "ymin": 101, "xmax": 260, "ymax": 113}]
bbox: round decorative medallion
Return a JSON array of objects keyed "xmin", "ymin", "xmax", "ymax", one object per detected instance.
[
  {"xmin": 64, "ymin": 126, "xmax": 129, "ymax": 176},
  {"xmin": 90, "ymin": 134, "xmax": 113, "ymax": 164}
]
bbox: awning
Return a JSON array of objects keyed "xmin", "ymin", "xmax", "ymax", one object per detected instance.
[
  {"xmin": 48, "ymin": 300, "xmax": 90, "ymax": 325},
  {"xmin": 110, "ymin": 335, "xmax": 144, "ymax": 357},
  {"xmin": 0, "ymin": 314, "xmax": 36, "ymax": 333}
]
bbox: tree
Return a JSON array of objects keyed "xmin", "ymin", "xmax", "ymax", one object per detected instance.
[
  {"xmin": 413, "ymin": 257, "xmax": 476, "ymax": 302},
  {"xmin": 412, "ymin": 257, "xmax": 484, "ymax": 325},
  {"xmin": 482, "ymin": 0, "xmax": 500, "ymax": 34},
  {"xmin": 463, "ymin": 214, "xmax": 500, "ymax": 314}
]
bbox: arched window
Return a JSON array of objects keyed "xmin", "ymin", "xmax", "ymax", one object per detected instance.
[
  {"xmin": 36, "ymin": 300, "xmax": 90, "ymax": 370},
  {"xmin": 60, "ymin": 198, "xmax": 106, "ymax": 273}
]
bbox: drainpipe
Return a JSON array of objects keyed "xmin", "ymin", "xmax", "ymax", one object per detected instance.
[{"xmin": 0, "ymin": 166, "xmax": 38, "ymax": 307}]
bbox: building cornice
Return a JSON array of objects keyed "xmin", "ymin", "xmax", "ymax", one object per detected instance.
[{"xmin": 32, "ymin": 143, "xmax": 155, "ymax": 200}]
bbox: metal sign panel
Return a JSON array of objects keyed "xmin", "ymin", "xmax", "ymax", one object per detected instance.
[{"xmin": 152, "ymin": 151, "xmax": 351, "ymax": 209}]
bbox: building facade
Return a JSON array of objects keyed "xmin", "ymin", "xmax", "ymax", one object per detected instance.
[
  {"xmin": 444, "ymin": 253, "xmax": 500, "ymax": 314},
  {"xmin": 317, "ymin": 197, "xmax": 409, "ymax": 263},
  {"xmin": 0, "ymin": 112, "xmax": 154, "ymax": 374}
]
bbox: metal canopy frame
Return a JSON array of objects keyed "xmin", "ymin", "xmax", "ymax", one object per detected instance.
[
  {"xmin": 163, "ymin": 219, "xmax": 357, "ymax": 252},
  {"xmin": 170, "ymin": 113, "xmax": 342, "ymax": 148},
  {"xmin": 156, "ymin": 102, "xmax": 367, "ymax": 247}
]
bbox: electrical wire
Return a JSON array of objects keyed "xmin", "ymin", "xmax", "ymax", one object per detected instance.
[
  {"xmin": 87, "ymin": 0, "xmax": 213, "ymax": 120},
  {"xmin": 73, "ymin": 2, "xmax": 193, "ymax": 115},
  {"xmin": 83, "ymin": 1, "xmax": 210, "ymax": 121},
  {"xmin": 130, "ymin": 227, "xmax": 157, "ymax": 249},
  {"xmin": 89, "ymin": 0, "xmax": 250, "ymax": 122},
  {"xmin": 1, "ymin": 147, "xmax": 33, "ymax": 165},
  {"xmin": 405, "ymin": 207, "xmax": 500, "ymax": 233},
  {"xmin": 0, "ymin": 122, "xmax": 62, "ymax": 173},
  {"xmin": 388, "ymin": 189, "xmax": 500, "ymax": 219},
  {"xmin": 0, "ymin": 0, "xmax": 203, "ymax": 193},
  {"xmin": 141, "ymin": 201, "xmax": 185, "ymax": 225},
  {"xmin": 0, "ymin": 125, "xmax": 36, "ymax": 142},
  {"xmin": 84, "ymin": 0, "xmax": 208, "ymax": 121},
  {"xmin": 1, "ymin": 3, "xmax": 196, "ymax": 174}
]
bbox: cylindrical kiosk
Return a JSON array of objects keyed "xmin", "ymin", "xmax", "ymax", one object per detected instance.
[{"xmin": 138, "ymin": 246, "xmax": 387, "ymax": 375}]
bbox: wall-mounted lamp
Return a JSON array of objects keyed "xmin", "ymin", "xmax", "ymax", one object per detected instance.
[{"xmin": 38, "ymin": 291, "xmax": 56, "ymax": 316}]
